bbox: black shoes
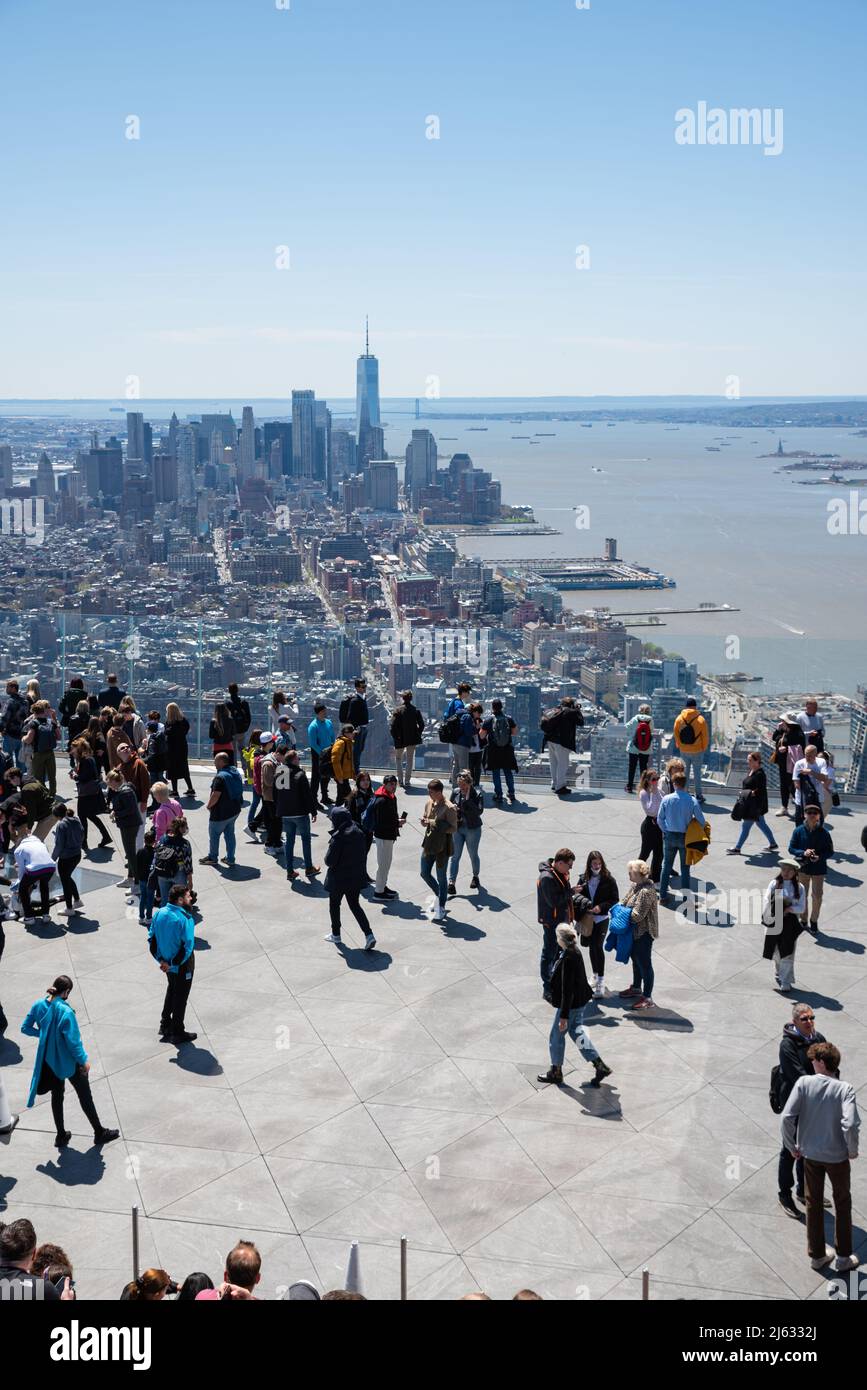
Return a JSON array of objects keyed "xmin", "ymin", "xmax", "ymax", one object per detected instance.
[
  {"xmin": 94, "ymin": 1127, "xmax": 120, "ymax": 1145},
  {"xmin": 55, "ymin": 1130, "xmax": 72, "ymax": 1148},
  {"xmin": 173, "ymin": 1031, "xmax": 198, "ymax": 1044},
  {"xmin": 590, "ymin": 1059, "xmax": 613, "ymax": 1088},
  {"xmin": 779, "ymin": 1191, "xmax": 801, "ymax": 1218},
  {"xmin": 470, "ymin": 875, "xmax": 480, "ymax": 890},
  {"xmin": 447, "ymin": 881, "xmax": 457, "ymax": 896},
  {"xmin": 537, "ymin": 1065, "xmax": 564, "ymax": 1085},
  {"xmin": 373, "ymin": 888, "xmax": 398, "ymax": 900}
]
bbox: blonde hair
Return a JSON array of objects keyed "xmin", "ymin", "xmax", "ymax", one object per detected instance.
[
  {"xmin": 555, "ymin": 924, "xmax": 578, "ymax": 949},
  {"xmin": 106, "ymin": 769, "xmax": 123, "ymax": 786},
  {"xmin": 150, "ymin": 782, "xmax": 170, "ymax": 801},
  {"xmin": 627, "ymin": 859, "xmax": 652, "ymax": 878},
  {"xmin": 33, "ymin": 699, "xmax": 50, "ymax": 715},
  {"xmin": 665, "ymin": 757, "xmax": 685, "ymax": 777},
  {"xmin": 26, "ymin": 679, "xmax": 40, "ymax": 700},
  {"xmin": 166, "ymin": 702, "xmax": 183, "ymax": 723}
]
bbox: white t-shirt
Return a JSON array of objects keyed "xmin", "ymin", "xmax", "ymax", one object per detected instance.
[{"xmin": 791, "ymin": 756, "xmax": 829, "ymax": 806}]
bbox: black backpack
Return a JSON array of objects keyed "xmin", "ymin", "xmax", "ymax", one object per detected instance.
[
  {"xmin": 490, "ymin": 714, "xmax": 511, "ymax": 748},
  {"xmin": 439, "ymin": 713, "xmax": 463, "ymax": 744},
  {"xmin": 233, "ymin": 700, "xmax": 251, "ymax": 734},
  {"xmin": 540, "ymin": 707, "xmax": 562, "ymax": 738},
  {"xmin": 679, "ymin": 717, "xmax": 697, "ymax": 746},
  {"xmin": 36, "ymin": 721, "xmax": 57, "ymax": 754},
  {"xmin": 154, "ymin": 839, "xmax": 181, "ymax": 877},
  {"xmin": 146, "ymin": 731, "xmax": 166, "ymax": 765},
  {"xmin": 769, "ymin": 1063, "xmax": 785, "ymax": 1115},
  {"xmin": 339, "ymin": 696, "xmax": 352, "ymax": 724}
]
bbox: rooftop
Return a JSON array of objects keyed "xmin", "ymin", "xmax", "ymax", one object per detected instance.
[{"xmin": 1, "ymin": 773, "xmax": 866, "ymax": 1301}]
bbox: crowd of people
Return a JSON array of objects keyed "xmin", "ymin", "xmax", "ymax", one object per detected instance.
[{"xmin": 0, "ymin": 673, "xmax": 861, "ymax": 1292}]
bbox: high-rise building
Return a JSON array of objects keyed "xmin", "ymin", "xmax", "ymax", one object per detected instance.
[
  {"xmin": 330, "ymin": 428, "xmax": 356, "ymax": 489},
  {"xmin": 405, "ymin": 429, "xmax": 438, "ymax": 508},
  {"xmin": 512, "ymin": 683, "xmax": 543, "ymax": 751},
  {"xmin": 291, "ymin": 390, "xmax": 316, "ymax": 478},
  {"xmin": 167, "ymin": 412, "xmax": 180, "ymax": 458},
  {"xmin": 143, "ymin": 422, "xmax": 153, "ymax": 469},
  {"xmin": 0, "ymin": 444, "xmax": 14, "ymax": 491},
  {"xmin": 36, "ymin": 452, "xmax": 56, "ymax": 499},
  {"xmin": 153, "ymin": 452, "xmax": 178, "ymax": 503},
  {"xmin": 263, "ymin": 422, "xmax": 292, "ymax": 476},
  {"xmin": 355, "ymin": 317, "xmax": 380, "ymax": 443},
  {"xmin": 315, "ymin": 402, "xmax": 331, "ymax": 485},
  {"xmin": 366, "ymin": 461, "xmax": 399, "ymax": 512},
  {"xmin": 358, "ymin": 424, "xmax": 385, "ymax": 472},
  {"xmin": 240, "ymin": 406, "xmax": 256, "ymax": 483},
  {"xmin": 176, "ymin": 425, "xmax": 197, "ymax": 503},
  {"xmin": 126, "ymin": 412, "xmax": 145, "ymax": 469}
]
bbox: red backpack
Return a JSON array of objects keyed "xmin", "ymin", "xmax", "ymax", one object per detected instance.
[{"xmin": 634, "ymin": 719, "xmax": 652, "ymax": 753}]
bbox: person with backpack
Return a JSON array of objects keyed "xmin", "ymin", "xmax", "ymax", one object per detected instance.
[
  {"xmin": 66, "ymin": 700, "xmax": 92, "ymax": 772},
  {"xmin": 164, "ymin": 702, "xmax": 195, "ymax": 799},
  {"xmin": 673, "ymin": 698, "xmax": 709, "ymax": 805},
  {"xmin": 149, "ymin": 884, "xmax": 197, "ymax": 1044},
  {"xmin": 481, "ymin": 699, "xmax": 518, "ymax": 803},
  {"xmin": 658, "ymin": 772, "xmax": 702, "ymax": 907},
  {"xmin": 340, "ymin": 678, "xmax": 370, "ymax": 776},
  {"xmin": 347, "ymin": 771, "xmax": 375, "ymax": 844},
  {"xmin": 22, "ymin": 974, "xmax": 119, "ymax": 1147},
  {"xmin": 259, "ymin": 734, "xmax": 283, "ymax": 853},
  {"xmin": 624, "ymin": 704, "xmax": 654, "ymax": 793},
  {"xmin": 199, "ymin": 753, "xmax": 244, "ymax": 868},
  {"xmin": 390, "ymin": 690, "xmax": 425, "ymax": 790},
  {"xmin": 307, "ymin": 701, "xmax": 336, "ymax": 807},
  {"xmin": 153, "ymin": 815, "xmax": 194, "ymax": 905},
  {"xmin": 727, "ymin": 751, "xmax": 778, "ymax": 855},
  {"xmin": 141, "ymin": 719, "xmax": 167, "ymax": 786},
  {"xmin": 330, "ymin": 725, "xmax": 356, "ymax": 805},
  {"xmin": 541, "ymin": 696, "xmax": 583, "ymax": 796},
  {"xmin": 51, "ymin": 804, "xmax": 85, "ymax": 918},
  {"xmin": 761, "ymin": 858, "xmax": 806, "ymax": 993},
  {"xmin": 441, "ymin": 683, "xmax": 472, "ymax": 787},
  {"xmin": 448, "ymin": 771, "xmax": 485, "ymax": 895},
  {"xmin": 537, "ymin": 924, "xmax": 613, "ymax": 1089},
  {"xmin": 274, "ymin": 748, "xmax": 320, "ymax": 880},
  {"xmin": 323, "ymin": 805, "xmax": 376, "ymax": 950},
  {"xmin": 420, "ymin": 779, "xmax": 458, "ymax": 923},
  {"xmin": 23, "ymin": 700, "xmax": 60, "ymax": 796},
  {"xmin": 58, "ymin": 676, "xmax": 94, "ymax": 731},
  {"xmin": 209, "ymin": 703, "xmax": 236, "ymax": 765},
  {"xmin": 226, "ymin": 683, "xmax": 251, "ymax": 769},
  {"xmin": 106, "ymin": 768, "xmax": 143, "ymax": 891},
  {"xmin": 1, "ymin": 680, "xmax": 30, "ymax": 770},
  {"xmin": 773, "ymin": 1003, "xmax": 827, "ymax": 1218},
  {"xmin": 537, "ymin": 849, "xmax": 576, "ymax": 1000},
  {"xmin": 369, "ymin": 773, "xmax": 407, "ymax": 900}
]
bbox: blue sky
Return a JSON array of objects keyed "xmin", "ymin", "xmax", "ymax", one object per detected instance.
[{"xmin": 1, "ymin": 0, "xmax": 864, "ymax": 397}]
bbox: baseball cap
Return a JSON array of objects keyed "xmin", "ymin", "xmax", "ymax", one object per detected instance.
[
  {"xmin": 259, "ymin": 732, "xmax": 275, "ymax": 746},
  {"xmin": 283, "ymin": 1280, "xmax": 320, "ymax": 1301}
]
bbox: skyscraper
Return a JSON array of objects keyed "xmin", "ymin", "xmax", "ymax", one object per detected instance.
[
  {"xmin": 356, "ymin": 318, "xmax": 380, "ymax": 441},
  {"xmin": 315, "ymin": 402, "xmax": 331, "ymax": 485},
  {"xmin": 405, "ymin": 429, "xmax": 438, "ymax": 508},
  {"xmin": 366, "ymin": 460, "xmax": 398, "ymax": 512},
  {"xmin": 240, "ymin": 406, "xmax": 256, "ymax": 483},
  {"xmin": 176, "ymin": 425, "xmax": 197, "ymax": 503},
  {"xmin": 0, "ymin": 444, "xmax": 13, "ymax": 491},
  {"xmin": 126, "ymin": 412, "xmax": 145, "ymax": 470},
  {"xmin": 291, "ymin": 390, "xmax": 316, "ymax": 478},
  {"xmin": 36, "ymin": 452, "xmax": 56, "ymax": 499}
]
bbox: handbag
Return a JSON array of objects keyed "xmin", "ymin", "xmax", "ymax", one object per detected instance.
[{"xmin": 730, "ymin": 799, "xmax": 745, "ymax": 822}]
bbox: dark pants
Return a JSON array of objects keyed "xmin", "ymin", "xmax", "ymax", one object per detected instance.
[
  {"xmin": 353, "ymin": 725, "xmax": 367, "ymax": 775},
  {"xmin": 311, "ymin": 750, "xmax": 335, "ymax": 804},
  {"xmin": 79, "ymin": 807, "xmax": 110, "ymax": 846},
  {"xmin": 160, "ymin": 954, "xmax": 195, "ymax": 1036},
  {"xmin": 20, "ymin": 868, "xmax": 53, "ymax": 917},
  {"xmin": 778, "ymin": 765, "xmax": 793, "ymax": 810},
  {"xmin": 120, "ymin": 824, "xmax": 139, "ymax": 880},
  {"xmin": 329, "ymin": 887, "xmax": 372, "ymax": 939},
  {"xmin": 586, "ymin": 919, "xmax": 607, "ymax": 977},
  {"xmin": 57, "ymin": 853, "xmax": 82, "ymax": 909},
  {"xmin": 44, "ymin": 1060, "xmax": 103, "ymax": 1137},
  {"xmin": 805, "ymin": 1157, "xmax": 852, "ymax": 1259},
  {"xmin": 540, "ymin": 923, "xmax": 558, "ymax": 991},
  {"xmin": 630, "ymin": 931, "xmax": 654, "ymax": 997},
  {"xmin": 468, "ymin": 751, "xmax": 483, "ymax": 787},
  {"xmin": 778, "ymin": 1144, "xmax": 805, "ymax": 1198},
  {"xmin": 263, "ymin": 799, "xmax": 281, "ymax": 847},
  {"xmin": 627, "ymin": 752, "xmax": 649, "ymax": 791},
  {"xmin": 639, "ymin": 816, "xmax": 663, "ymax": 882}
]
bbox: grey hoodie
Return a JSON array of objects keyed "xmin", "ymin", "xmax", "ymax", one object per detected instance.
[{"xmin": 781, "ymin": 1073, "xmax": 860, "ymax": 1164}]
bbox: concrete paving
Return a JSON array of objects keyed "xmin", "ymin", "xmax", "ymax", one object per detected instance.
[{"xmin": 1, "ymin": 769, "xmax": 865, "ymax": 1300}]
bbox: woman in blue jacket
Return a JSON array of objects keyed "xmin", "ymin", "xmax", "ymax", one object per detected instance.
[{"xmin": 21, "ymin": 974, "xmax": 119, "ymax": 1148}]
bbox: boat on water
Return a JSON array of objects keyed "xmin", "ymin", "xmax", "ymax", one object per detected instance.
[
  {"xmin": 706, "ymin": 446, "xmax": 721, "ymax": 452},
  {"xmin": 512, "ymin": 435, "xmax": 530, "ymax": 439},
  {"xmin": 468, "ymin": 427, "xmax": 488, "ymax": 432},
  {"xmin": 535, "ymin": 432, "xmax": 556, "ymax": 436},
  {"xmin": 581, "ymin": 423, "xmax": 593, "ymax": 428}
]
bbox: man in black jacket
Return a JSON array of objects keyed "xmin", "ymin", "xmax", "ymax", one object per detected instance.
[
  {"xmin": 341, "ymin": 678, "xmax": 370, "ymax": 776},
  {"xmin": 0, "ymin": 681, "xmax": 30, "ymax": 771},
  {"xmin": 777, "ymin": 1003, "xmax": 827, "ymax": 1217},
  {"xmin": 274, "ymin": 750, "xmax": 320, "ymax": 879},
  {"xmin": 323, "ymin": 806, "xmax": 375, "ymax": 950},
  {"xmin": 390, "ymin": 690, "xmax": 425, "ymax": 789},
  {"xmin": 537, "ymin": 850, "xmax": 576, "ymax": 1000},
  {"xmin": 98, "ymin": 673, "xmax": 126, "ymax": 709},
  {"xmin": 537, "ymin": 924, "xmax": 612, "ymax": 1088},
  {"xmin": 542, "ymin": 696, "xmax": 583, "ymax": 796}
]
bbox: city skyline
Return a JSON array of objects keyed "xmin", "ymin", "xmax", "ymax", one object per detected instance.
[{"xmin": 1, "ymin": 0, "xmax": 865, "ymax": 398}]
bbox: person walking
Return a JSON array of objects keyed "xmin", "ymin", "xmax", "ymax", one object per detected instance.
[
  {"xmin": 761, "ymin": 858, "xmax": 806, "ymax": 993},
  {"xmin": 673, "ymin": 697, "xmax": 708, "ymax": 804},
  {"xmin": 775, "ymin": 1003, "xmax": 827, "ymax": 1218},
  {"xmin": 658, "ymin": 773, "xmax": 702, "ymax": 907},
  {"xmin": 781, "ymin": 1041, "xmax": 860, "ymax": 1273},
  {"xmin": 199, "ymin": 753, "xmax": 243, "ymax": 867},
  {"xmin": 149, "ymin": 884, "xmax": 197, "ymax": 1044},
  {"xmin": 370, "ymin": 773, "xmax": 406, "ymax": 900},
  {"xmin": 624, "ymin": 703, "xmax": 654, "ymax": 794},
  {"xmin": 481, "ymin": 699, "xmax": 518, "ymax": 804},
  {"xmin": 70, "ymin": 737, "xmax": 112, "ymax": 850},
  {"xmin": 165, "ymin": 703, "xmax": 195, "ymax": 798},
  {"xmin": 14, "ymin": 828, "xmax": 57, "ymax": 924},
  {"xmin": 209, "ymin": 703, "xmax": 236, "ymax": 765},
  {"xmin": 537, "ymin": 925, "xmax": 613, "ymax": 1088},
  {"xmin": 574, "ymin": 850, "xmax": 619, "ymax": 999},
  {"xmin": 771, "ymin": 712, "xmax": 805, "ymax": 819},
  {"xmin": 340, "ymin": 678, "xmax": 369, "ymax": 775},
  {"xmin": 727, "ymin": 751, "xmax": 779, "ymax": 855},
  {"xmin": 307, "ymin": 701, "xmax": 336, "ymax": 807},
  {"xmin": 51, "ymin": 805, "xmax": 85, "ymax": 918},
  {"xmin": 390, "ymin": 690, "xmax": 425, "ymax": 789},
  {"xmin": 323, "ymin": 805, "xmax": 376, "ymax": 950},
  {"xmin": 274, "ymin": 748, "xmax": 320, "ymax": 880},
  {"xmin": 106, "ymin": 768, "xmax": 142, "ymax": 892},
  {"xmin": 618, "ymin": 860, "xmax": 659, "ymax": 1011},
  {"xmin": 788, "ymin": 806, "xmax": 834, "ymax": 937},
  {"xmin": 637, "ymin": 768, "xmax": 663, "ymax": 884},
  {"xmin": 536, "ymin": 849, "xmax": 576, "ymax": 1001},
  {"xmin": 153, "ymin": 815, "xmax": 194, "ymax": 906},
  {"xmin": 1, "ymin": 680, "xmax": 30, "ymax": 770},
  {"xmin": 330, "ymin": 725, "xmax": 356, "ymax": 804},
  {"xmin": 22, "ymin": 974, "xmax": 119, "ymax": 1147},
  {"xmin": 448, "ymin": 771, "xmax": 484, "ymax": 895},
  {"xmin": 541, "ymin": 696, "xmax": 584, "ymax": 796},
  {"xmin": 420, "ymin": 779, "xmax": 458, "ymax": 923}
]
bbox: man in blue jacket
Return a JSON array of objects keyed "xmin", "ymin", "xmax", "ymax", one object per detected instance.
[
  {"xmin": 307, "ymin": 701, "xmax": 336, "ymax": 807},
  {"xmin": 788, "ymin": 806, "xmax": 834, "ymax": 936},
  {"xmin": 149, "ymin": 884, "xmax": 197, "ymax": 1043},
  {"xmin": 658, "ymin": 772, "xmax": 702, "ymax": 907}
]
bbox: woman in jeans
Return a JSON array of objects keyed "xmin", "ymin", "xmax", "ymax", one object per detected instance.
[
  {"xmin": 728, "ymin": 751, "xmax": 779, "ymax": 855},
  {"xmin": 51, "ymin": 804, "xmax": 85, "ymax": 917},
  {"xmin": 448, "ymin": 772, "xmax": 484, "ymax": 894},
  {"xmin": 22, "ymin": 974, "xmax": 118, "ymax": 1149},
  {"xmin": 637, "ymin": 767, "xmax": 663, "ymax": 884},
  {"xmin": 420, "ymin": 779, "xmax": 458, "ymax": 923},
  {"xmin": 619, "ymin": 860, "xmax": 659, "ymax": 1011},
  {"xmin": 537, "ymin": 924, "xmax": 613, "ymax": 1088},
  {"xmin": 574, "ymin": 849, "xmax": 619, "ymax": 999}
]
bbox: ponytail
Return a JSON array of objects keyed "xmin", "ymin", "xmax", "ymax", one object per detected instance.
[{"xmin": 47, "ymin": 974, "xmax": 73, "ymax": 1001}]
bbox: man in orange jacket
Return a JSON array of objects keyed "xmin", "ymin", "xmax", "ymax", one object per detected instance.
[{"xmin": 673, "ymin": 698, "xmax": 709, "ymax": 805}]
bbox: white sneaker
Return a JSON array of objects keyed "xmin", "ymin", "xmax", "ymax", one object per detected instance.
[
  {"xmin": 593, "ymin": 977, "xmax": 606, "ymax": 998},
  {"xmin": 364, "ymin": 934, "xmax": 377, "ymax": 952},
  {"xmin": 810, "ymin": 1249, "xmax": 834, "ymax": 1270},
  {"xmin": 323, "ymin": 933, "xmax": 342, "ymax": 944},
  {"xmin": 775, "ymin": 807, "xmax": 790, "ymax": 817},
  {"xmin": 834, "ymin": 1254, "xmax": 860, "ymax": 1273},
  {"xmin": 432, "ymin": 906, "xmax": 445, "ymax": 923},
  {"xmin": 115, "ymin": 878, "xmax": 131, "ymax": 889}
]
